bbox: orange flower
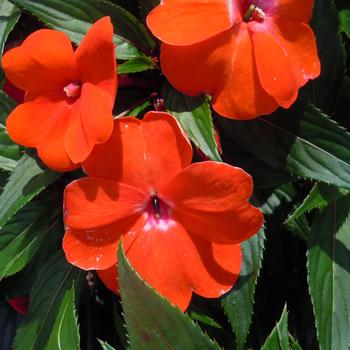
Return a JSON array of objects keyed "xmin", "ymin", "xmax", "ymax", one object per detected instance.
[
  {"xmin": 2, "ymin": 17, "xmax": 117, "ymax": 171},
  {"xmin": 147, "ymin": 0, "xmax": 320, "ymax": 120},
  {"xmin": 62, "ymin": 112, "xmax": 263, "ymax": 310}
]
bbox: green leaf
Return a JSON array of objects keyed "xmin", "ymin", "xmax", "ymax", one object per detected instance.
[
  {"xmin": 98, "ymin": 340, "xmax": 117, "ymax": 350},
  {"xmin": 0, "ymin": 199, "xmax": 60, "ymax": 279},
  {"xmin": 218, "ymin": 102, "xmax": 350, "ymax": 189},
  {"xmin": 0, "ymin": 0, "xmax": 21, "ymax": 56},
  {"xmin": 44, "ymin": 286, "xmax": 80, "ymax": 350},
  {"xmin": 286, "ymin": 183, "xmax": 349, "ymax": 223},
  {"xmin": 0, "ymin": 155, "xmax": 17, "ymax": 171},
  {"xmin": 13, "ymin": 252, "xmax": 81, "ymax": 350},
  {"xmin": 285, "ymin": 213, "xmax": 311, "ymax": 241},
  {"xmin": 0, "ymin": 90, "xmax": 16, "ymax": 125},
  {"xmin": 8, "ymin": 0, "xmax": 155, "ymax": 60},
  {"xmin": 118, "ymin": 244, "xmax": 221, "ymax": 350},
  {"xmin": 222, "ymin": 229, "xmax": 265, "ymax": 350},
  {"xmin": 311, "ymin": 0, "xmax": 346, "ymax": 112},
  {"xmin": 307, "ymin": 195, "xmax": 350, "ymax": 350},
  {"xmin": 261, "ymin": 306, "xmax": 289, "ymax": 350},
  {"xmin": 118, "ymin": 56, "xmax": 156, "ymax": 74},
  {"xmin": 0, "ymin": 153, "xmax": 60, "ymax": 229},
  {"xmin": 340, "ymin": 9, "xmax": 350, "ymax": 37},
  {"xmin": 162, "ymin": 83, "xmax": 222, "ymax": 162},
  {"xmin": 289, "ymin": 334, "xmax": 303, "ymax": 350}
]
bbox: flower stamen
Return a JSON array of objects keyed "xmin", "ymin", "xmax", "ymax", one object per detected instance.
[
  {"xmin": 63, "ymin": 82, "xmax": 82, "ymax": 98},
  {"xmin": 243, "ymin": 4, "xmax": 266, "ymax": 23}
]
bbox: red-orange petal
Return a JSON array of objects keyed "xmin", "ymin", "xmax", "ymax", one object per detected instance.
[
  {"xmin": 65, "ymin": 83, "xmax": 114, "ymax": 164},
  {"xmin": 83, "ymin": 112, "xmax": 193, "ymax": 192},
  {"xmin": 2, "ymin": 29, "xmax": 79, "ymax": 93},
  {"xmin": 273, "ymin": 0, "xmax": 314, "ymax": 23},
  {"xmin": 64, "ymin": 177, "xmax": 147, "ymax": 230},
  {"xmin": 63, "ymin": 224, "xmax": 120, "ymax": 270},
  {"xmin": 160, "ymin": 25, "xmax": 278, "ymax": 120},
  {"xmin": 161, "ymin": 162, "xmax": 263, "ymax": 244},
  {"xmin": 75, "ymin": 17, "xmax": 117, "ymax": 100},
  {"xmin": 97, "ymin": 265, "xmax": 119, "ymax": 294},
  {"xmin": 147, "ymin": 0, "xmax": 240, "ymax": 46}
]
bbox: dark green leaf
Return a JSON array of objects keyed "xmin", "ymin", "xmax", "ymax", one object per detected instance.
[
  {"xmin": 286, "ymin": 183, "xmax": 349, "ymax": 223},
  {"xmin": 44, "ymin": 286, "xmax": 80, "ymax": 350},
  {"xmin": 0, "ymin": 153, "xmax": 60, "ymax": 229},
  {"xmin": 311, "ymin": 0, "xmax": 346, "ymax": 112},
  {"xmin": 0, "ymin": 199, "xmax": 60, "ymax": 279},
  {"xmin": 9, "ymin": 0, "xmax": 155, "ymax": 59},
  {"xmin": 118, "ymin": 56, "xmax": 156, "ymax": 74},
  {"xmin": 13, "ymin": 252, "xmax": 81, "ymax": 350},
  {"xmin": 189, "ymin": 311, "xmax": 222, "ymax": 329},
  {"xmin": 218, "ymin": 103, "xmax": 350, "ymax": 189},
  {"xmin": 261, "ymin": 306, "xmax": 289, "ymax": 350},
  {"xmin": 222, "ymin": 229, "xmax": 265, "ymax": 350},
  {"xmin": 0, "ymin": 0, "xmax": 21, "ymax": 56},
  {"xmin": 285, "ymin": 213, "xmax": 311, "ymax": 241},
  {"xmin": 0, "ymin": 90, "xmax": 16, "ymax": 125},
  {"xmin": 118, "ymin": 244, "xmax": 221, "ymax": 350},
  {"xmin": 162, "ymin": 83, "xmax": 222, "ymax": 161},
  {"xmin": 137, "ymin": 0, "xmax": 159, "ymax": 20},
  {"xmin": 307, "ymin": 195, "xmax": 350, "ymax": 350}
]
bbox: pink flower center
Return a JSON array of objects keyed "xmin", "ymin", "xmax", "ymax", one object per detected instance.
[
  {"xmin": 63, "ymin": 82, "xmax": 82, "ymax": 98},
  {"xmin": 144, "ymin": 194, "xmax": 172, "ymax": 231},
  {"xmin": 242, "ymin": 1, "xmax": 267, "ymax": 22}
]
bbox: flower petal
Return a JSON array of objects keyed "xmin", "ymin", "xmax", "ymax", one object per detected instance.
[
  {"xmin": 75, "ymin": 16, "xmax": 117, "ymax": 100},
  {"xmin": 273, "ymin": 0, "xmax": 314, "ymax": 23},
  {"xmin": 160, "ymin": 25, "xmax": 278, "ymax": 120},
  {"xmin": 65, "ymin": 83, "xmax": 114, "ymax": 163},
  {"xmin": 6, "ymin": 93, "xmax": 66, "ymax": 147},
  {"xmin": 147, "ymin": 0, "xmax": 239, "ymax": 46},
  {"xmin": 250, "ymin": 20, "xmax": 297, "ymax": 108},
  {"xmin": 63, "ymin": 224, "xmax": 120, "ymax": 270},
  {"xmin": 64, "ymin": 177, "xmax": 147, "ymax": 230},
  {"xmin": 83, "ymin": 112, "xmax": 193, "ymax": 191},
  {"xmin": 2, "ymin": 29, "xmax": 79, "ymax": 93},
  {"xmin": 161, "ymin": 162, "xmax": 263, "ymax": 244}
]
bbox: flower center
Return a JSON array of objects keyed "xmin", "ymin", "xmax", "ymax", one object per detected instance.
[
  {"xmin": 144, "ymin": 193, "xmax": 172, "ymax": 230},
  {"xmin": 243, "ymin": 3, "xmax": 266, "ymax": 23},
  {"xmin": 63, "ymin": 82, "xmax": 82, "ymax": 98}
]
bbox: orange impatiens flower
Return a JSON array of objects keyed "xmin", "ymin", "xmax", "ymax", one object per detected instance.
[
  {"xmin": 2, "ymin": 17, "xmax": 117, "ymax": 171},
  {"xmin": 147, "ymin": 0, "xmax": 321, "ymax": 120},
  {"xmin": 62, "ymin": 112, "xmax": 263, "ymax": 310}
]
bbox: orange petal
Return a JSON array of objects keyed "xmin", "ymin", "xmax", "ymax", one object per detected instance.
[
  {"xmin": 6, "ymin": 93, "xmax": 67, "ymax": 147},
  {"xmin": 83, "ymin": 112, "xmax": 193, "ymax": 192},
  {"xmin": 122, "ymin": 215, "xmax": 241, "ymax": 310},
  {"xmin": 183, "ymin": 238, "xmax": 241, "ymax": 298},
  {"xmin": 267, "ymin": 18, "xmax": 320, "ymax": 87},
  {"xmin": 63, "ymin": 224, "xmax": 120, "ymax": 270},
  {"xmin": 64, "ymin": 177, "xmax": 147, "ymax": 229},
  {"xmin": 65, "ymin": 83, "xmax": 114, "ymax": 163},
  {"xmin": 161, "ymin": 162, "xmax": 263, "ymax": 244},
  {"xmin": 75, "ymin": 17, "xmax": 117, "ymax": 100},
  {"xmin": 160, "ymin": 25, "xmax": 278, "ymax": 120},
  {"xmin": 250, "ymin": 18, "xmax": 318, "ymax": 108},
  {"xmin": 273, "ymin": 0, "xmax": 314, "ymax": 23},
  {"xmin": 2, "ymin": 29, "xmax": 79, "ymax": 93},
  {"xmin": 97, "ymin": 265, "xmax": 119, "ymax": 294},
  {"xmin": 147, "ymin": 0, "xmax": 239, "ymax": 46}
]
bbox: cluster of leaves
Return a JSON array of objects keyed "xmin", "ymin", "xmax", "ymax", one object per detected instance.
[{"xmin": 0, "ymin": 0, "xmax": 349, "ymax": 349}]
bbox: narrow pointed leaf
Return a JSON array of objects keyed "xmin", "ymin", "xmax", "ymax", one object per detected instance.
[
  {"xmin": 0, "ymin": 153, "xmax": 60, "ymax": 229},
  {"xmin": 222, "ymin": 229, "xmax": 265, "ymax": 350},
  {"xmin": 118, "ymin": 244, "xmax": 221, "ymax": 350},
  {"xmin": 218, "ymin": 103, "xmax": 350, "ymax": 189},
  {"xmin": 44, "ymin": 286, "xmax": 80, "ymax": 350},
  {"xmin": 162, "ymin": 82, "xmax": 222, "ymax": 162},
  {"xmin": 8, "ymin": 0, "xmax": 155, "ymax": 59},
  {"xmin": 98, "ymin": 340, "xmax": 117, "ymax": 350},
  {"xmin": 307, "ymin": 196, "xmax": 350, "ymax": 350},
  {"xmin": 13, "ymin": 252, "xmax": 81, "ymax": 350},
  {"xmin": 261, "ymin": 306, "xmax": 289, "ymax": 350}
]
